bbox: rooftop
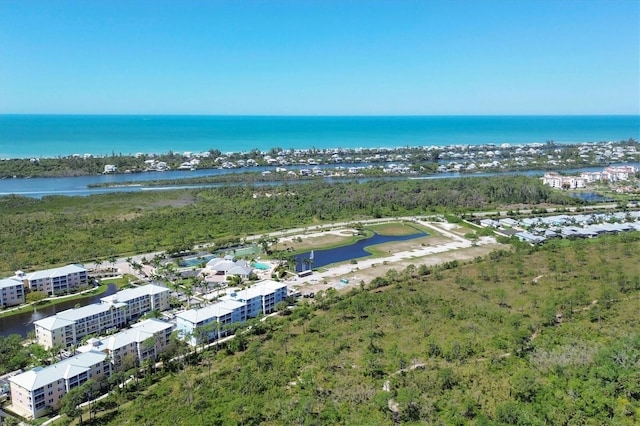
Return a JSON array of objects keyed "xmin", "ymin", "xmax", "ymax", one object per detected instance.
[
  {"xmin": 100, "ymin": 284, "xmax": 169, "ymax": 304},
  {"xmin": 176, "ymin": 299, "xmax": 245, "ymax": 324},
  {"xmin": 0, "ymin": 277, "xmax": 23, "ymax": 289},
  {"xmin": 9, "ymin": 351, "xmax": 107, "ymax": 391},
  {"xmin": 24, "ymin": 264, "xmax": 86, "ymax": 281}
]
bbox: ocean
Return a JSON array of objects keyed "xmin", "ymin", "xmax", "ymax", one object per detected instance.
[{"xmin": 0, "ymin": 115, "xmax": 638, "ymax": 159}]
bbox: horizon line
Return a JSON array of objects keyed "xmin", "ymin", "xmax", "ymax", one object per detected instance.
[{"xmin": 1, "ymin": 113, "xmax": 639, "ymax": 117}]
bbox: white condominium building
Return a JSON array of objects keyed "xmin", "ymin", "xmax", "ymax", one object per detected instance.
[
  {"xmin": 34, "ymin": 284, "xmax": 170, "ymax": 349},
  {"xmin": 9, "ymin": 350, "xmax": 110, "ymax": 420},
  {"xmin": 34, "ymin": 303, "xmax": 128, "ymax": 349},
  {"xmin": 221, "ymin": 279, "xmax": 288, "ymax": 318},
  {"xmin": 176, "ymin": 299, "xmax": 247, "ymax": 346},
  {"xmin": 77, "ymin": 319, "xmax": 174, "ymax": 368},
  {"xmin": 0, "ymin": 277, "xmax": 25, "ymax": 308},
  {"xmin": 100, "ymin": 284, "xmax": 171, "ymax": 321},
  {"xmin": 176, "ymin": 280, "xmax": 288, "ymax": 346},
  {"xmin": 19, "ymin": 265, "xmax": 88, "ymax": 296}
]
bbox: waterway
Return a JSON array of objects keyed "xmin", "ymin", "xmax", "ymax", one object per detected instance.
[
  {"xmin": 294, "ymin": 230, "xmax": 428, "ymax": 272},
  {"xmin": 1, "ymin": 162, "xmax": 638, "ymax": 199},
  {"xmin": 0, "ymin": 283, "xmax": 117, "ymax": 339}
]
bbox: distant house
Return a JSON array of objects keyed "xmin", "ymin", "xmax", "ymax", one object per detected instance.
[
  {"xmin": 204, "ymin": 258, "xmax": 253, "ymax": 278},
  {"xmin": 103, "ymin": 164, "xmax": 117, "ymax": 174},
  {"xmin": 515, "ymin": 231, "xmax": 546, "ymax": 245},
  {"xmin": 479, "ymin": 219, "xmax": 500, "ymax": 228},
  {"xmin": 499, "ymin": 218, "xmax": 519, "ymax": 228}
]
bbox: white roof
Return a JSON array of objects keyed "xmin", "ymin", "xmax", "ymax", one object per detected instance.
[
  {"xmin": 0, "ymin": 277, "xmax": 23, "ymax": 289},
  {"xmin": 223, "ymin": 280, "xmax": 287, "ymax": 302},
  {"xmin": 176, "ymin": 299, "xmax": 245, "ymax": 324},
  {"xmin": 101, "ymin": 284, "xmax": 169, "ymax": 304},
  {"xmin": 9, "ymin": 351, "xmax": 107, "ymax": 391},
  {"xmin": 80, "ymin": 319, "xmax": 173, "ymax": 353},
  {"xmin": 24, "ymin": 264, "xmax": 86, "ymax": 281},
  {"xmin": 34, "ymin": 316, "xmax": 75, "ymax": 331},
  {"xmin": 34, "ymin": 302, "xmax": 127, "ymax": 331}
]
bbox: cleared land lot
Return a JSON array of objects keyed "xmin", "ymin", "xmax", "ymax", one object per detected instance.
[{"xmin": 283, "ymin": 220, "xmax": 504, "ymax": 294}]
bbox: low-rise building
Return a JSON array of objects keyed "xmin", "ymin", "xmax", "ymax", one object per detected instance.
[
  {"xmin": 77, "ymin": 319, "xmax": 174, "ymax": 368},
  {"xmin": 100, "ymin": 284, "xmax": 170, "ymax": 321},
  {"xmin": 20, "ymin": 265, "xmax": 88, "ymax": 296},
  {"xmin": 34, "ymin": 303, "xmax": 128, "ymax": 349},
  {"xmin": 176, "ymin": 280, "xmax": 288, "ymax": 346},
  {"xmin": 541, "ymin": 172, "xmax": 586, "ymax": 190},
  {"xmin": 0, "ymin": 277, "xmax": 25, "ymax": 308},
  {"xmin": 34, "ymin": 284, "xmax": 170, "ymax": 349},
  {"xmin": 221, "ymin": 280, "xmax": 288, "ymax": 318},
  {"xmin": 8, "ymin": 351, "xmax": 110, "ymax": 420},
  {"xmin": 176, "ymin": 299, "xmax": 247, "ymax": 346}
]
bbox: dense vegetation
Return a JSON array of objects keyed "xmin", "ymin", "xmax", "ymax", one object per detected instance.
[
  {"xmin": 0, "ymin": 176, "xmax": 582, "ymax": 273},
  {"xmin": 58, "ymin": 232, "xmax": 640, "ymax": 425},
  {"xmin": 2, "ymin": 140, "xmax": 637, "ymax": 178}
]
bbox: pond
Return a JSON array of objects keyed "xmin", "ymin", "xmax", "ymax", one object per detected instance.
[
  {"xmin": 293, "ymin": 230, "xmax": 428, "ymax": 272},
  {"xmin": 0, "ymin": 283, "xmax": 117, "ymax": 338},
  {"xmin": 569, "ymin": 192, "xmax": 613, "ymax": 202}
]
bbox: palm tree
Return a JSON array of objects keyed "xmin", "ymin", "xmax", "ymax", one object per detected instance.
[{"xmin": 227, "ymin": 274, "xmax": 244, "ymax": 288}]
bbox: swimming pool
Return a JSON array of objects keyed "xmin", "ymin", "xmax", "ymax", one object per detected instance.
[{"xmin": 252, "ymin": 262, "xmax": 271, "ymax": 270}]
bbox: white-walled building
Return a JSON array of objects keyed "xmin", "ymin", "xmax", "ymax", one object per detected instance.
[
  {"xmin": 9, "ymin": 351, "xmax": 110, "ymax": 420},
  {"xmin": 77, "ymin": 319, "xmax": 174, "ymax": 368},
  {"xmin": 100, "ymin": 284, "xmax": 170, "ymax": 321},
  {"xmin": 176, "ymin": 299, "xmax": 246, "ymax": 346},
  {"xmin": 0, "ymin": 277, "xmax": 25, "ymax": 308},
  {"xmin": 34, "ymin": 303, "xmax": 128, "ymax": 349},
  {"xmin": 34, "ymin": 284, "xmax": 170, "ymax": 349},
  {"xmin": 221, "ymin": 280, "xmax": 288, "ymax": 318},
  {"xmin": 541, "ymin": 172, "xmax": 586, "ymax": 189},
  {"xmin": 176, "ymin": 280, "xmax": 288, "ymax": 346},
  {"xmin": 20, "ymin": 265, "xmax": 88, "ymax": 296}
]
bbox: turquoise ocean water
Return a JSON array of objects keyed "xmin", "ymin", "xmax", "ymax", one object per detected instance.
[{"xmin": 0, "ymin": 115, "xmax": 638, "ymax": 159}]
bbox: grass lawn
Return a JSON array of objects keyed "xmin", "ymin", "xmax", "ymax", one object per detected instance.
[{"xmin": 365, "ymin": 221, "xmax": 424, "ymax": 236}]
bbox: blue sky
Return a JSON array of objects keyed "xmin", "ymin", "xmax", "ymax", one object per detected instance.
[{"xmin": 0, "ymin": 0, "xmax": 638, "ymax": 115}]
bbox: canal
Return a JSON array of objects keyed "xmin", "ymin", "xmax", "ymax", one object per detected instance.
[
  {"xmin": 294, "ymin": 230, "xmax": 428, "ymax": 272},
  {"xmin": 0, "ymin": 283, "xmax": 117, "ymax": 338}
]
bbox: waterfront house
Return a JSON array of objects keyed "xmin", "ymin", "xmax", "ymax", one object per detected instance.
[
  {"xmin": 8, "ymin": 351, "xmax": 110, "ymax": 420},
  {"xmin": 0, "ymin": 277, "xmax": 25, "ymax": 308}
]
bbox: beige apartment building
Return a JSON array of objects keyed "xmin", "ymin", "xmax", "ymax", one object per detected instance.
[
  {"xmin": 77, "ymin": 318, "xmax": 175, "ymax": 367},
  {"xmin": 0, "ymin": 277, "xmax": 25, "ymax": 308},
  {"xmin": 33, "ymin": 284, "xmax": 170, "ymax": 349},
  {"xmin": 9, "ymin": 351, "xmax": 110, "ymax": 419},
  {"xmin": 19, "ymin": 264, "xmax": 88, "ymax": 296}
]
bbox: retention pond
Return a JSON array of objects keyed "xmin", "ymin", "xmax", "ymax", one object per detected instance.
[{"xmin": 293, "ymin": 230, "xmax": 428, "ymax": 272}]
